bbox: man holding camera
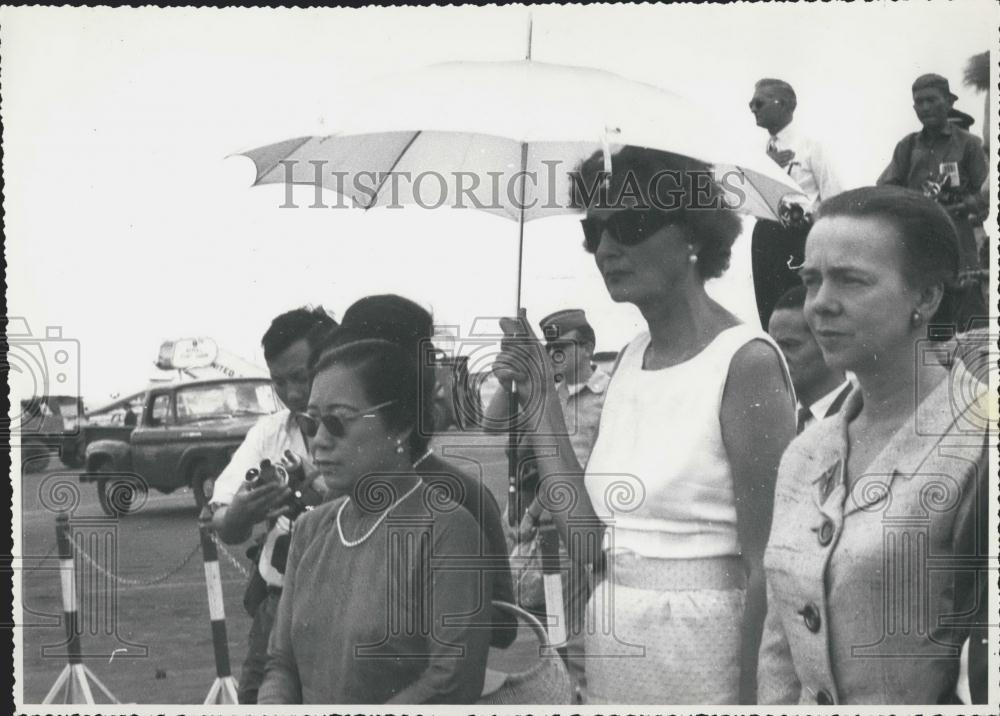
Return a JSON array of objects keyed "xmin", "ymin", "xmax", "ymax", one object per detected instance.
[
  {"xmin": 878, "ymin": 74, "xmax": 987, "ymax": 271},
  {"xmin": 209, "ymin": 306, "xmax": 337, "ymax": 704}
]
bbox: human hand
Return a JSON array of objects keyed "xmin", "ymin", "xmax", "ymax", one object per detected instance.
[
  {"xmin": 493, "ymin": 315, "xmax": 554, "ymax": 410},
  {"xmin": 516, "ymin": 503, "xmax": 541, "ymax": 543},
  {"xmin": 227, "ymin": 479, "xmax": 291, "ymax": 529}
]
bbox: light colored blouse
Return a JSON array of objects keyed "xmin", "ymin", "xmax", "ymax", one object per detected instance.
[
  {"xmin": 257, "ymin": 483, "xmax": 492, "ymax": 704},
  {"xmin": 584, "ymin": 324, "xmax": 781, "ymax": 559}
]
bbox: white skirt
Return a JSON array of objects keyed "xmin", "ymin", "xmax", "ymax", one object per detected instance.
[{"xmin": 583, "ymin": 552, "xmax": 746, "ymax": 705}]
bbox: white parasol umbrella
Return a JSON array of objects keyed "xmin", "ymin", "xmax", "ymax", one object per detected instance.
[
  {"xmin": 242, "ymin": 59, "xmax": 805, "ymax": 218},
  {"xmin": 240, "ymin": 59, "xmax": 807, "ymax": 306}
]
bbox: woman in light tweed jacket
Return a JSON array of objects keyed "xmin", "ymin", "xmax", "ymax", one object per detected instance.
[{"xmin": 758, "ymin": 186, "xmax": 989, "ymax": 705}]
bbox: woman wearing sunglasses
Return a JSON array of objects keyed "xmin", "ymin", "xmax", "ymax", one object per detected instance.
[
  {"xmin": 494, "ymin": 147, "xmax": 795, "ymax": 704},
  {"xmin": 257, "ymin": 337, "xmax": 492, "ymax": 704},
  {"xmin": 757, "ymin": 186, "xmax": 989, "ymax": 705}
]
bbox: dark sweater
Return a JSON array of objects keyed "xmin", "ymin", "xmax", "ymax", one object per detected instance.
[{"xmin": 258, "ymin": 482, "xmax": 492, "ymax": 704}]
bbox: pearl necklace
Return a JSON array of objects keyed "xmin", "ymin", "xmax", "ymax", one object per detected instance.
[
  {"xmin": 336, "ymin": 481, "xmax": 421, "ymax": 547},
  {"xmin": 335, "ymin": 449, "xmax": 432, "ymax": 548}
]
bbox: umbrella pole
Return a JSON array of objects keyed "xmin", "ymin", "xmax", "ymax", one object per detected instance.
[{"xmin": 507, "ymin": 141, "xmax": 529, "ymax": 528}]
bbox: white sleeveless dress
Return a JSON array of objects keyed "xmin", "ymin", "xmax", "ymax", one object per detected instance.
[{"xmin": 582, "ymin": 324, "xmax": 787, "ymax": 704}]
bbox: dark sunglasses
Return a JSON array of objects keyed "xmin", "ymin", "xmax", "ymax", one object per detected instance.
[
  {"xmin": 580, "ymin": 209, "xmax": 677, "ymax": 254},
  {"xmin": 748, "ymin": 98, "xmax": 779, "ymax": 111},
  {"xmin": 295, "ymin": 400, "xmax": 396, "ymax": 439}
]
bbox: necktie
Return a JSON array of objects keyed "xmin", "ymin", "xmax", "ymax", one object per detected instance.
[
  {"xmin": 796, "ymin": 405, "xmax": 812, "ymax": 434},
  {"xmin": 767, "ymin": 137, "xmax": 778, "ymax": 154}
]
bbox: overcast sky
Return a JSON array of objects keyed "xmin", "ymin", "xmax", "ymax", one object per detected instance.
[{"xmin": 3, "ymin": 2, "xmax": 994, "ymax": 404}]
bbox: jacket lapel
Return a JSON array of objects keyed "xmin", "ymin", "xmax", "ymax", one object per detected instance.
[
  {"xmin": 823, "ymin": 382, "xmax": 853, "ymax": 418},
  {"xmin": 808, "ymin": 390, "xmax": 860, "ymax": 510},
  {"xmin": 842, "ymin": 371, "xmax": 971, "ymax": 517}
]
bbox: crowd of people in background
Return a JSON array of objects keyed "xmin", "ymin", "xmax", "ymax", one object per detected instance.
[{"xmin": 205, "ymin": 70, "xmax": 991, "ymax": 706}]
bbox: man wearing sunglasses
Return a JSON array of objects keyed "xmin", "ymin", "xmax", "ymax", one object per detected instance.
[
  {"xmin": 749, "ymin": 78, "xmax": 843, "ymax": 329},
  {"xmin": 209, "ymin": 306, "xmax": 337, "ymax": 704}
]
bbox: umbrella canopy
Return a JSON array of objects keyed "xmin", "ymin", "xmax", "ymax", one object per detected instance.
[{"xmin": 240, "ymin": 60, "xmax": 807, "ymax": 223}]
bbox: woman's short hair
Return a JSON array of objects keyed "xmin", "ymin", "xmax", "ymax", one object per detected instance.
[
  {"xmin": 312, "ymin": 338, "xmax": 428, "ymax": 458},
  {"xmin": 570, "ymin": 146, "xmax": 744, "ymax": 279},
  {"xmin": 311, "ymin": 294, "xmax": 437, "ymax": 456},
  {"xmin": 814, "ymin": 186, "xmax": 966, "ymax": 330}
]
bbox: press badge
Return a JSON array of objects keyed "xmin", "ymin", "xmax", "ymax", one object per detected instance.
[{"xmin": 940, "ymin": 161, "xmax": 960, "ymax": 186}]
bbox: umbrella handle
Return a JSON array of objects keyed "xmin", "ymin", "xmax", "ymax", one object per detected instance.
[
  {"xmin": 506, "ymin": 308, "xmax": 528, "ymax": 527},
  {"xmin": 506, "ymin": 383, "xmax": 520, "ymax": 528}
]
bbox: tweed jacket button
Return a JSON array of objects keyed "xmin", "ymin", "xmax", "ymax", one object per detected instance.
[
  {"xmin": 818, "ymin": 519, "xmax": 834, "ymax": 546},
  {"xmin": 799, "ymin": 603, "xmax": 821, "ymax": 632}
]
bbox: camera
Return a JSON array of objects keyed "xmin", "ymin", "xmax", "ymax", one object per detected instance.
[
  {"xmin": 4, "ymin": 317, "xmax": 81, "ymax": 438},
  {"xmin": 245, "ymin": 452, "xmax": 322, "ymax": 520},
  {"xmin": 777, "ymin": 195, "xmax": 813, "ymax": 230}
]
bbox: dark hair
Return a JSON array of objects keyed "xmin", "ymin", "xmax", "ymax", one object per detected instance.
[
  {"xmin": 340, "ymin": 294, "xmax": 433, "ymax": 362},
  {"xmin": 311, "ymin": 295, "xmax": 436, "ymax": 455},
  {"xmin": 755, "ymin": 78, "xmax": 797, "ymax": 110},
  {"xmin": 569, "ymin": 146, "xmax": 743, "ymax": 279},
  {"xmin": 312, "ymin": 338, "xmax": 426, "ymax": 458},
  {"xmin": 772, "ymin": 285, "xmax": 807, "ymax": 312},
  {"xmin": 262, "ymin": 306, "xmax": 338, "ymax": 363},
  {"xmin": 814, "ymin": 186, "xmax": 968, "ymax": 332}
]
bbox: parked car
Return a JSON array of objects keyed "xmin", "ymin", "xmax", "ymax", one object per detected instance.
[
  {"xmin": 18, "ymin": 395, "xmax": 88, "ymax": 471},
  {"xmin": 78, "ymin": 377, "xmax": 278, "ymax": 516}
]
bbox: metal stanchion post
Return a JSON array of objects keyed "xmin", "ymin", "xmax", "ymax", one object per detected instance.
[
  {"xmin": 539, "ymin": 524, "xmax": 567, "ymax": 654},
  {"xmin": 42, "ymin": 513, "xmax": 120, "ymax": 704},
  {"xmin": 198, "ymin": 509, "xmax": 240, "ymax": 704}
]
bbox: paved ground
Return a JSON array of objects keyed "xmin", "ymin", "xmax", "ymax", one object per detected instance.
[{"xmin": 17, "ymin": 433, "xmax": 538, "ymax": 705}]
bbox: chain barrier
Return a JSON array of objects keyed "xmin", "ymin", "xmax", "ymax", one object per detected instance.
[
  {"xmin": 71, "ymin": 540, "xmax": 201, "ymax": 587},
  {"xmin": 210, "ymin": 533, "xmax": 252, "ymax": 580},
  {"xmin": 27, "ymin": 544, "xmax": 57, "ymax": 570}
]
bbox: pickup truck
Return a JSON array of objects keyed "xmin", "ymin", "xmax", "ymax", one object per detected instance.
[{"xmin": 79, "ymin": 377, "xmax": 279, "ymax": 516}]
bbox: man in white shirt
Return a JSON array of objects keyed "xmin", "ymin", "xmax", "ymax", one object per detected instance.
[
  {"xmin": 750, "ymin": 78, "xmax": 844, "ymax": 329},
  {"xmin": 767, "ymin": 286, "xmax": 852, "ymax": 434},
  {"xmin": 209, "ymin": 306, "xmax": 337, "ymax": 704}
]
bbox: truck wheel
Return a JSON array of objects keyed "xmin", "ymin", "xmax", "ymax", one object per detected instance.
[
  {"xmin": 190, "ymin": 460, "xmax": 217, "ymax": 509},
  {"xmin": 91, "ymin": 459, "xmax": 147, "ymax": 517},
  {"xmin": 97, "ymin": 478, "xmax": 146, "ymax": 517}
]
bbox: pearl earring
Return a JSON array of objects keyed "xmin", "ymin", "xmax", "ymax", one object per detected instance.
[
  {"xmin": 910, "ymin": 310, "xmax": 923, "ymax": 327},
  {"xmin": 395, "ymin": 440, "xmax": 405, "ymax": 454},
  {"xmin": 687, "ymin": 244, "xmax": 698, "ymax": 264}
]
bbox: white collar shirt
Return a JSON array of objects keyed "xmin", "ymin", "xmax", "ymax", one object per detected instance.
[
  {"xmin": 211, "ymin": 408, "xmax": 307, "ymax": 507},
  {"xmin": 768, "ymin": 121, "xmax": 844, "ymax": 207},
  {"xmin": 797, "ymin": 380, "xmax": 853, "ymax": 428}
]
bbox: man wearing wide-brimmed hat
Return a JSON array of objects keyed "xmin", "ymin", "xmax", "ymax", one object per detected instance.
[{"xmin": 878, "ymin": 73, "xmax": 988, "ymax": 275}]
